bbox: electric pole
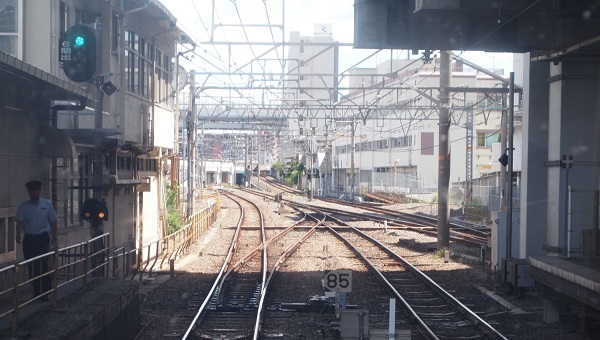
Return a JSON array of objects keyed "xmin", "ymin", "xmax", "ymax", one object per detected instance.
[
  {"xmin": 187, "ymin": 71, "xmax": 196, "ymax": 217},
  {"xmin": 350, "ymin": 118, "xmax": 356, "ymax": 201},
  {"xmin": 437, "ymin": 51, "xmax": 452, "ymax": 250},
  {"xmin": 499, "ymin": 83, "xmax": 508, "ymax": 210}
]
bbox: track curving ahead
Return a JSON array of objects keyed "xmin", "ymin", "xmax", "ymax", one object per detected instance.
[{"xmin": 183, "ymin": 190, "xmax": 267, "ymax": 339}]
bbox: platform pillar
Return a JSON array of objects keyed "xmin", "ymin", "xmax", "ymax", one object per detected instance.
[{"xmin": 543, "ymin": 298, "xmax": 560, "ymax": 324}]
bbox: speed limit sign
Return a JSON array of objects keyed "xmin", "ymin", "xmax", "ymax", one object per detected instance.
[{"xmin": 323, "ymin": 270, "xmax": 352, "ymax": 292}]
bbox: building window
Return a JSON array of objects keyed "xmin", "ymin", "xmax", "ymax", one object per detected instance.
[
  {"xmin": 393, "ymin": 135, "xmax": 412, "ymax": 148},
  {"xmin": 477, "ymin": 132, "xmax": 500, "ymax": 147},
  {"xmin": 477, "ymin": 93, "xmax": 503, "ymax": 110},
  {"xmin": 56, "ymin": 155, "xmax": 93, "ymax": 227},
  {"xmin": 147, "ymin": 43, "xmax": 154, "ymax": 99},
  {"xmin": 375, "ymin": 139, "xmax": 389, "ymax": 150},
  {"xmin": 155, "ymin": 50, "xmax": 162, "ymax": 100},
  {"xmin": 124, "ymin": 30, "xmax": 134, "ymax": 91},
  {"xmin": 0, "ymin": 0, "xmax": 22, "ymax": 58},
  {"xmin": 155, "ymin": 48, "xmax": 172, "ymax": 104},
  {"xmin": 60, "ymin": 1, "xmax": 69, "ymax": 35},
  {"xmin": 139, "ymin": 37, "xmax": 146, "ymax": 96},
  {"xmin": 111, "ymin": 11, "xmax": 118, "ymax": 53},
  {"xmin": 74, "ymin": 8, "xmax": 83, "ymax": 24}
]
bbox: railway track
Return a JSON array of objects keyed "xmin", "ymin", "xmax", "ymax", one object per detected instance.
[
  {"xmin": 286, "ymin": 200, "xmax": 506, "ymax": 339},
  {"xmin": 168, "ymin": 187, "xmax": 505, "ymax": 338},
  {"xmin": 181, "ymin": 191, "xmax": 324, "ymax": 339},
  {"xmin": 252, "ymin": 178, "xmax": 489, "ymax": 247},
  {"xmin": 317, "ymin": 196, "xmax": 490, "ymax": 245},
  {"xmin": 258, "ymin": 175, "xmax": 303, "ymax": 195},
  {"xmin": 182, "ymin": 191, "xmax": 267, "ymax": 339},
  {"xmin": 243, "ymin": 186, "xmax": 488, "ymax": 248}
]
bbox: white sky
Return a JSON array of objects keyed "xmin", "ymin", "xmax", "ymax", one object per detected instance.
[{"xmin": 163, "ymin": 0, "xmax": 514, "ymax": 85}]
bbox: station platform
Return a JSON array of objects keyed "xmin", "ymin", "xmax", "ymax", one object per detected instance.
[
  {"xmin": 529, "ymin": 256, "xmax": 600, "ymax": 322},
  {"xmin": 0, "ymin": 278, "xmax": 140, "ymax": 340}
]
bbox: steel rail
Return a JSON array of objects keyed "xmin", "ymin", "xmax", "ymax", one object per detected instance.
[
  {"xmin": 318, "ymin": 196, "xmax": 490, "ymax": 236},
  {"xmin": 324, "ymin": 218, "xmax": 507, "ymax": 340},
  {"xmin": 196, "ymin": 190, "xmax": 267, "ymax": 339},
  {"xmin": 253, "ymin": 202, "xmax": 325, "ymax": 338},
  {"xmin": 202, "ymin": 191, "xmax": 324, "ymax": 338},
  {"xmin": 303, "ymin": 201, "xmax": 489, "ymax": 247},
  {"xmin": 182, "ymin": 191, "xmax": 244, "ymax": 339},
  {"xmin": 244, "ymin": 183, "xmax": 487, "ymax": 246}
]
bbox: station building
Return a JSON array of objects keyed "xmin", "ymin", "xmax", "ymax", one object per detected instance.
[{"xmin": 0, "ymin": 0, "xmax": 183, "ymax": 266}]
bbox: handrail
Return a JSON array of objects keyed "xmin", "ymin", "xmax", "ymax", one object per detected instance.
[{"xmin": 0, "ymin": 194, "xmax": 221, "ymax": 332}]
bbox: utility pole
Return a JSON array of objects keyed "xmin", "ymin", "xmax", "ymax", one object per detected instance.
[
  {"xmin": 257, "ymin": 133, "xmax": 261, "ymax": 189},
  {"xmin": 92, "ymin": 19, "xmax": 104, "ymax": 201},
  {"xmin": 506, "ymin": 72, "xmax": 515, "ymax": 260},
  {"xmin": 249, "ymin": 132, "xmax": 253, "ymax": 185},
  {"xmin": 187, "ymin": 71, "xmax": 196, "ymax": 217},
  {"xmin": 244, "ymin": 134, "xmax": 249, "ymax": 186},
  {"xmin": 92, "ymin": 19, "xmax": 105, "ymax": 276},
  {"xmin": 394, "ymin": 160, "xmax": 398, "ymax": 194},
  {"xmin": 465, "ymin": 109, "xmax": 473, "ymax": 204},
  {"xmin": 307, "ymin": 136, "xmax": 312, "ymax": 200},
  {"xmin": 437, "ymin": 51, "xmax": 452, "ymax": 250},
  {"xmin": 499, "ymin": 83, "xmax": 508, "ymax": 210},
  {"xmin": 199, "ymin": 124, "xmax": 204, "ymax": 198},
  {"xmin": 350, "ymin": 118, "xmax": 356, "ymax": 201},
  {"xmin": 325, "ymin": 122, "xmax": 330, "ymax": 196}
]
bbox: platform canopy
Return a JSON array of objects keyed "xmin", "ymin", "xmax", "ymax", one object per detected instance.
[{"xmin": 354, "ymin": 0, "xmax": 600, "ymax": 60}]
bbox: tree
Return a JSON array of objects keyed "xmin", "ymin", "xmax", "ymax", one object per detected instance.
[{"xmin": 271, "ymin": 159, "xmax": 304, "ymax": 186}]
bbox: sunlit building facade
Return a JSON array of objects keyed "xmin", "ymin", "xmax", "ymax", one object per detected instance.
[{"xmin": 0, "ymin": 0, "xmax": 181, "ymax": 264}]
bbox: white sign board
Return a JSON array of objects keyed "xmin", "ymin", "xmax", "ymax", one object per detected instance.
[{"xmin": 323, "ymin": 270, "xmax": 352, "ymax": 292}]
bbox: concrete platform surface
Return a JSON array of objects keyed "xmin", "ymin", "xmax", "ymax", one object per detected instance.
[
  {"xmin": 529, "ymin": 256, "xmax": 600, "ymax": 293},
  {"xmin": 0, "ymin": 279, "xmax": 139, "ymax": 340}
]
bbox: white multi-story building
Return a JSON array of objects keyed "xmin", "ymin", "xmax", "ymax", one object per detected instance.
[
  {"xmin": 333, "ymin": 57, "xmax": 521, "ymax": 202},
  {"xmin": 281, "ymin": 26, "xmax": 338, "ymax": 193}
]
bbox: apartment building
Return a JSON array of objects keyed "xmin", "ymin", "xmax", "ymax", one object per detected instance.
[
  {"xmin": 0, "ymin": 0, "xmax": 182, "ymax": 265},
  {"xmin": 282, "ymin": 26, "xmax": 337, "ymax": 194}
]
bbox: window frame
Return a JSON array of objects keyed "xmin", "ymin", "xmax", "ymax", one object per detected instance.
[{"xmin": 0, "ymin": 0, "xmax": 23, "ymax": 58}]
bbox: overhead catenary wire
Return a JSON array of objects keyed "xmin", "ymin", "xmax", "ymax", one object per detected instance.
[{"xmin": 171, "ymin": 0, "xmax": 526, "ymax": 155}]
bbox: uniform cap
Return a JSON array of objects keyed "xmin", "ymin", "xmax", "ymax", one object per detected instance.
[{"xmin": 25, "ymin": 180, "xmax": 42, "ymax": 190}]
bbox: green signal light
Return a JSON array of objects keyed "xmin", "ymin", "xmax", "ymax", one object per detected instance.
[{"xmin": 74, "ymin": 36, "xmax": 85, "ymax": 47}]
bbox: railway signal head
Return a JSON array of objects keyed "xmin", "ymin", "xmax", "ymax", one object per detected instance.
[
  {"xmin": 81, "ymin": 198, "xmax": 109, "ymax": 221},
  {"xmin": 60, "ymin": 24, "xmax": 96, "ymax": 82}
]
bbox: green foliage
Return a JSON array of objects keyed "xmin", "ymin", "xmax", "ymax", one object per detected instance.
[
  {"xmin": 431, "ymin": 192, "xmax": 438, "ymax": 203},
  {"xmin": 271, "ymin": 158, "xmax": 285, "ymax": 172},
  {"xmin": 272, "ymin": 159, "xmax": 305, "ymax": 186},
  {"xmin": 166, "ymin": 181, "xmax": 183, "ymax": 234},
  {"xmin": 465, "ymin": 197, "xmax": 483, "ymax": 207}
]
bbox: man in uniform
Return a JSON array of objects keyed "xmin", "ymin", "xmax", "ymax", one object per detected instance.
[{"xmin": 15, "ymin": 180, "xmax": 58, "ymax": 301}]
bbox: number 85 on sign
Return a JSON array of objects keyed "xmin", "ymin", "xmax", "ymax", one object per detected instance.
[{"xmin": 323, "ymin": 270, "xmax": 352, "ymax": 292}]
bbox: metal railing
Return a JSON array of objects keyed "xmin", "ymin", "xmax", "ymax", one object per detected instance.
[
  {"xmin": 0, "ymin": 195, "xmax": 220, "ymax": 331},
  {"xmin": 0, "ymin": 233, "xmax": 110, "ymax": 331}
]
